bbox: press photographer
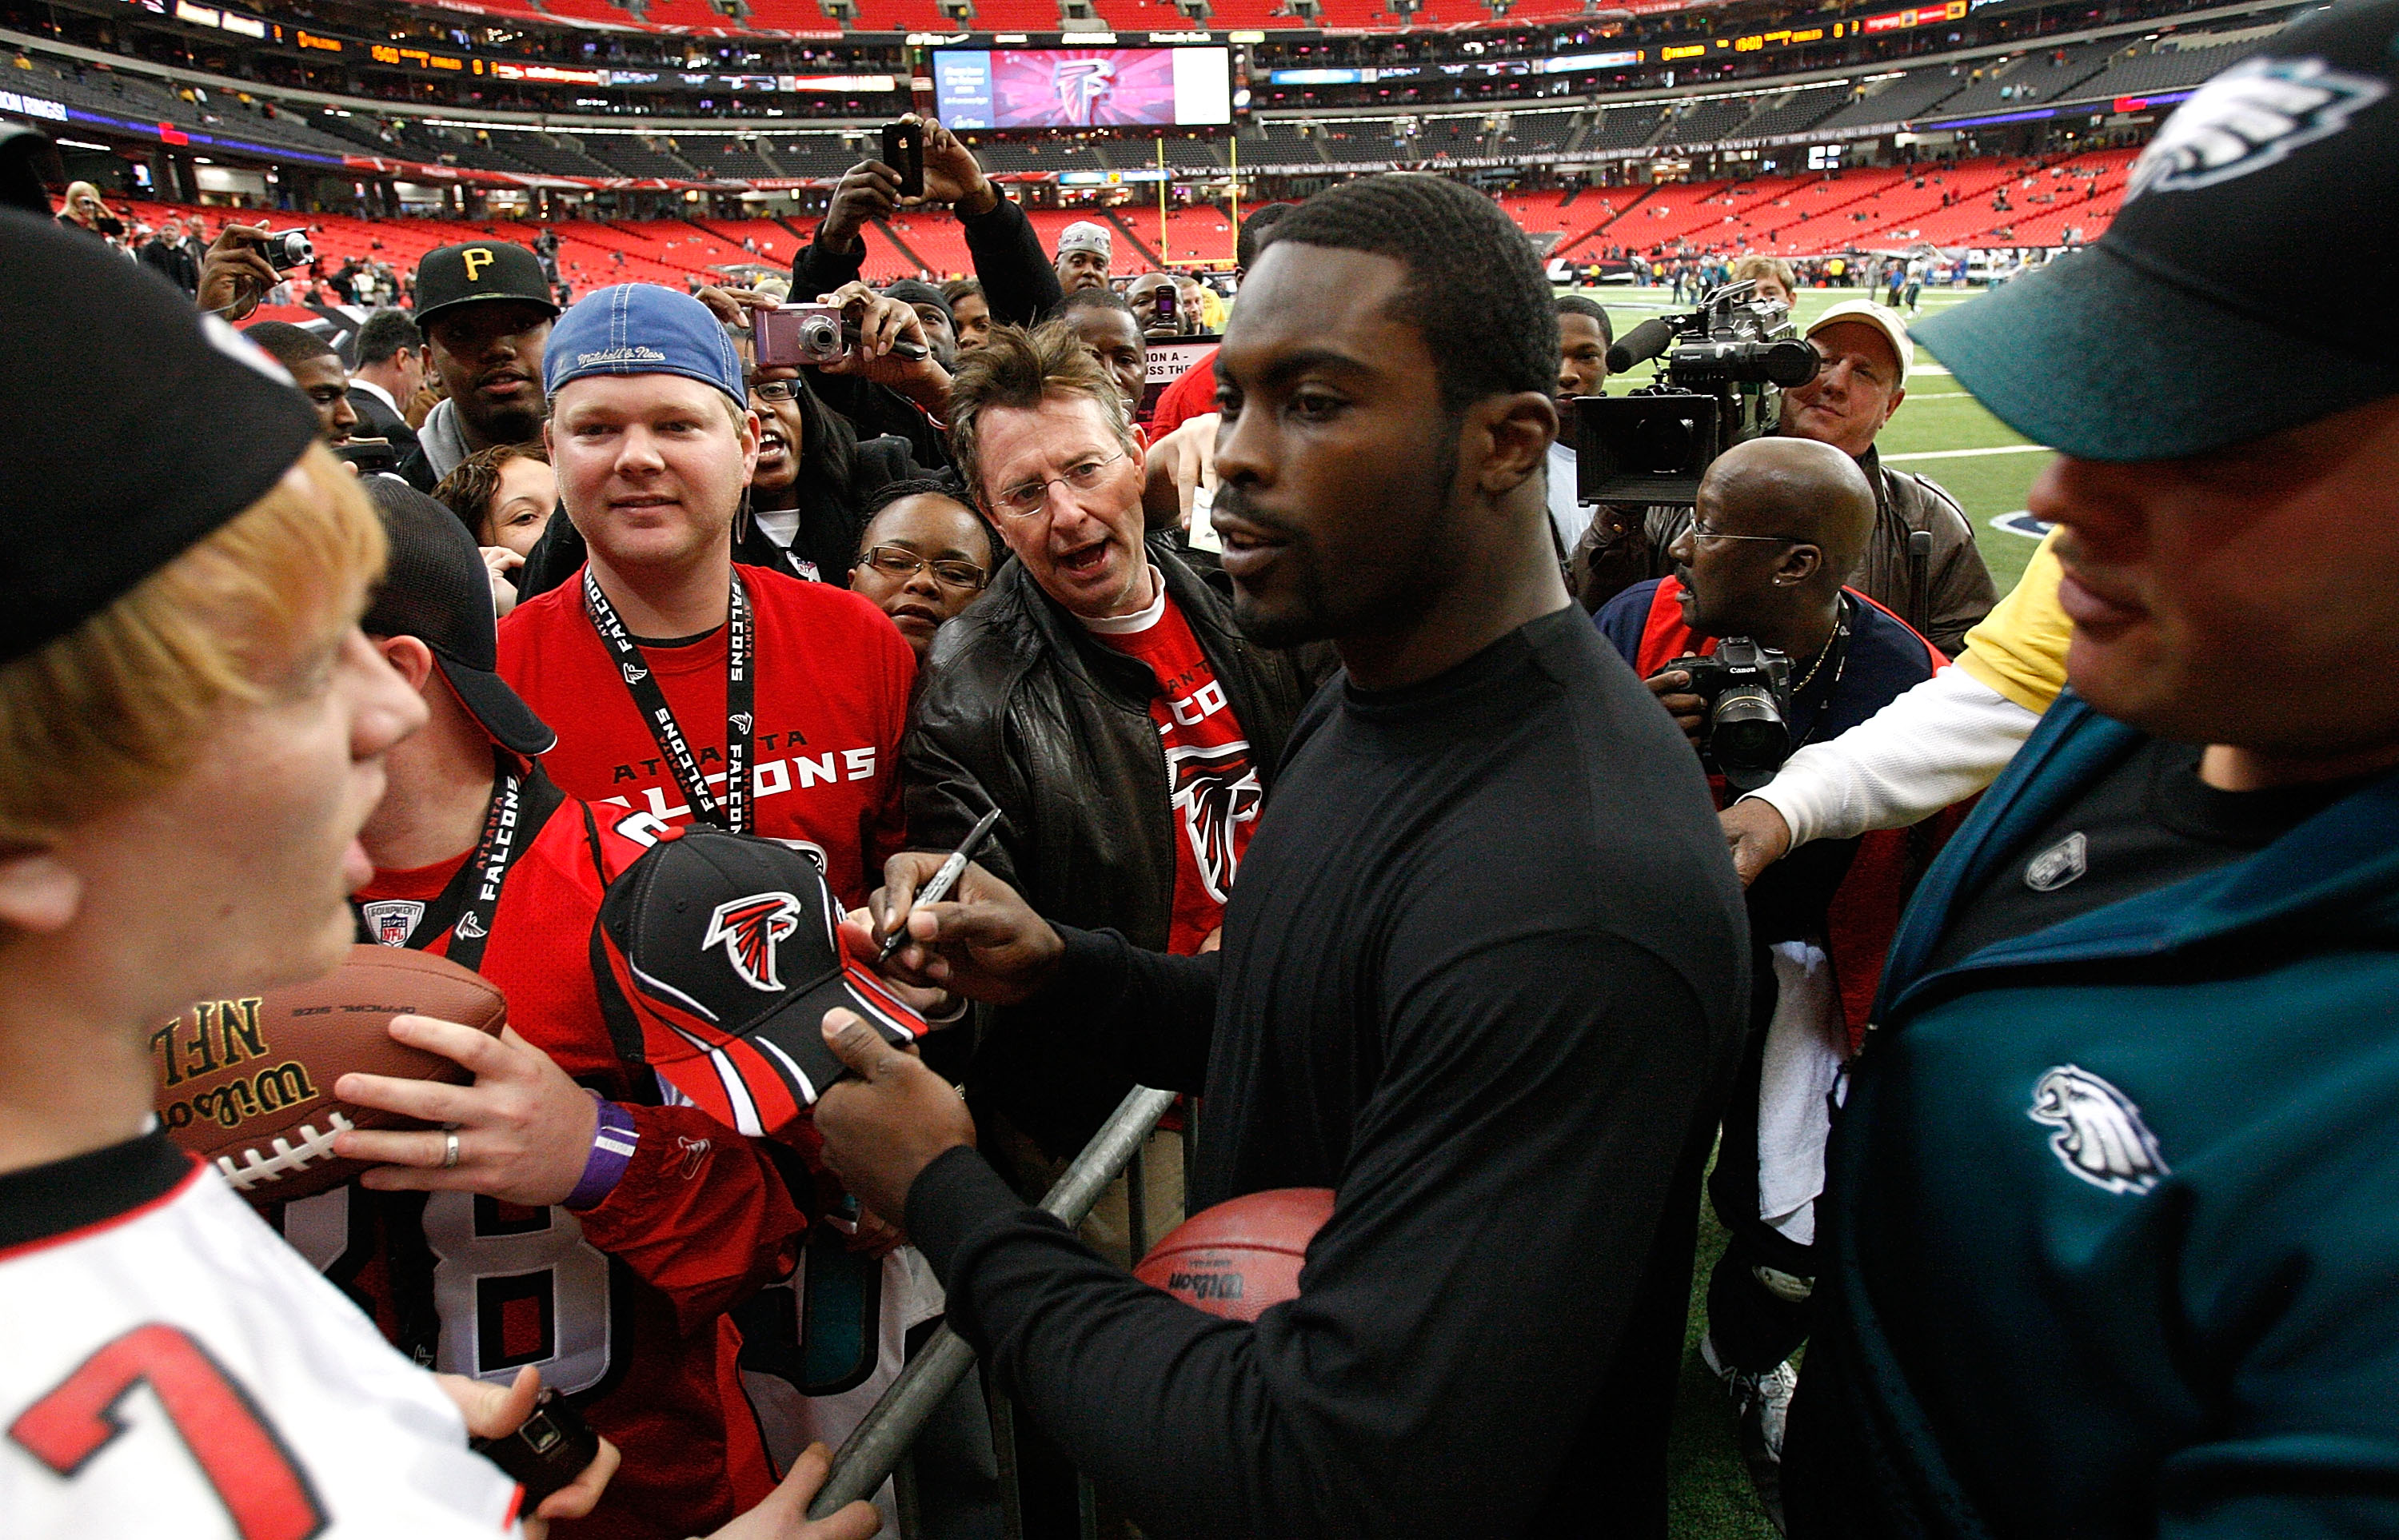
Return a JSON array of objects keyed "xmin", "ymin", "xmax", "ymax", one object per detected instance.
[
  {"xmin": 1573, "ymin": 295, "xmax": 1994, "ymax": 654},
  {"xmin": 1595, "ymin": 436, "xmax": 1946, "ymax": 1523}
]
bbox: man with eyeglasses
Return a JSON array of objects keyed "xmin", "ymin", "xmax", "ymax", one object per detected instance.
[
  {"xmin": 1595, "ymin": 435, "xmax": 1946, "ymax": 1526},
  {"xmin": 900, "ymin": 319, "xmax": 1312, "ymax": 1225},
  {"xmin": 847, "ymin": 478, "xmax": 1000, "ymax": 662}
]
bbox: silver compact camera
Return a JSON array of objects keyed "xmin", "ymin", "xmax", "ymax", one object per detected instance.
[{"xmin": 263, "ymin": 228, "xmax": 313, "ymax": 271}]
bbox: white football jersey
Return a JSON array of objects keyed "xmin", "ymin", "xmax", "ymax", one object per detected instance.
[{"xmin": 0, "ymin": 1135, "xmax": 522, "ymax": 1538}]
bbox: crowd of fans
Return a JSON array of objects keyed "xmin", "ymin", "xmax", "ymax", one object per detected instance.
[{"xmin": 7, "ymin": 4, "xmax": 2399, "ymax": 1534}]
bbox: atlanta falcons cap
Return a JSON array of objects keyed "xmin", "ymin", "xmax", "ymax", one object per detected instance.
[
  {"xmin": 591, "ymin": 828, "xmax": 929, "ymax": 1137},
  {"xmin": 358, "ymin": 478, "xmax": 556, "ymax": 758},
  {"xmin": 1911, "ymin": 0, "xmax": 2399, "ymax": 461}
]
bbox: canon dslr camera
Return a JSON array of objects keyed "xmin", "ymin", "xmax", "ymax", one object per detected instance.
[{"xmin": 1663, "ymin": 636, "xmax": 1795, "ymax": 790}]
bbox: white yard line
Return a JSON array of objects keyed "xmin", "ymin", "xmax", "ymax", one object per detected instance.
[{"xmin": 1882, "ymin": 443, "xmax": 2050, "ymax": 462}]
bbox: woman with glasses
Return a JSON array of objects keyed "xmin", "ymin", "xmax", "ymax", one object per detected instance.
[
  {"xmin": 740, "ymin": 363, "xmax": 928, "ymax": 584},
  {"xmin": 846, "ymin": 479, "xmax": 1001, "ymax": 663}
]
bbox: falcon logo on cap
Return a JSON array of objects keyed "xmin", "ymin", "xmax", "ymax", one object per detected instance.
[
  {"xmin": 703, "ymin": 892, "xmax": 803, "ymax": 991},
  {"xmin": 2127, "ymin": 56, "xmax": 2389, "ymax": 201}
]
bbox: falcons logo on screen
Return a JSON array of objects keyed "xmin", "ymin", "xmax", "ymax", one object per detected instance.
[
  {"xmin": 703, "ymin": 891, "xmax": 803, "ymax": 992},
  {"xmin": 1055, "ymin": 58, "xmax": 1117, "ymax": 126},
  {"xmin": 1167, "ymin": 742, "xmax": 1262, "ymax": 904}
]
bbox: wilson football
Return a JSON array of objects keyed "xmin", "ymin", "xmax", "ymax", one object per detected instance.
[
  {"xmin": 1134, "ymin": 1187, "xmax": 1335, "ymax": 1322},
  {"xmin": 153, "ymin": 944, "xmax": 508, "ymax": 1204}
]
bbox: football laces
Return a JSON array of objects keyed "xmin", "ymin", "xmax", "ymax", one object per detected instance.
[{"xmin": 218, "ymin": 1111, "xmax": 357, "ymax": 1190}]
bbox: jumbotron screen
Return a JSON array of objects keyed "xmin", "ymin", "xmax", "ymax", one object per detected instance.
[{"xmin": 932, "ymin": 47, "xmax": 1232, "ymax": 130}]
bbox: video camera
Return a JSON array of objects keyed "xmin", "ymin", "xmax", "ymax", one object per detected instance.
[{"xmin": 1572, "ymin": 281, "xmax": 1820, "ymax": 507}]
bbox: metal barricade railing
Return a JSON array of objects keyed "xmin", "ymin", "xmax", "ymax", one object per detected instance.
[{"xmin": 807, "ymin": 1084, "xmax": 1183, "ymax": 1525}]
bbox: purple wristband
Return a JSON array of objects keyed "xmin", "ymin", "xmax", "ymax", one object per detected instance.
[{"xmin": 565, "ymin": 1095, "xmax": 638, "ymax": 1211}]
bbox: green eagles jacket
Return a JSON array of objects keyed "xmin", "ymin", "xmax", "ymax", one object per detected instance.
[{"xmin": 1789, "ymin": 693, "xmax": 2399, "ymax": 1539}]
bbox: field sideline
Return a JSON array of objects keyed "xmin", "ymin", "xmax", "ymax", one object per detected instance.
[{"xmin": 1561, "ymin": 284, "xmax": 2040, "ymax": 1538}]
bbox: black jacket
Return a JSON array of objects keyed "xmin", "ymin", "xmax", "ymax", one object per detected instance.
[
  {"xmin": 903, "ymin": 538, "xmax": 1313, "ymax": 1155},
  {"xmin": 790, "ymin": 191, "xmax": 1061, "ymax": 327},
  {"xmin": 346, "ymin": 385, "xmax": 422, "ymax": 461},
  {"xmin": 139, "ymin": 237, "xmax": 198, "ymax": 296}
]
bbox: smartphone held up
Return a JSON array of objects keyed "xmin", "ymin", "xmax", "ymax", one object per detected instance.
[{"xmin": 881, "ymin": 120, "xmax": 924, "ymax": 200}]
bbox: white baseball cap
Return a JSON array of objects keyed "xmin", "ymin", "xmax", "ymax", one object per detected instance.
[
  {"xmin": 1805, "ymin": 298, "xmax": 1914, "ymax": 390},
  {"xmin": 1057, "ymin": 221, "xmax": 1113, "ymax": 261}
]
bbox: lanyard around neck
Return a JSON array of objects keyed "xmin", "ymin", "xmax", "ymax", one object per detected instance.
[{"xmin": 582, "ymin": 566, "xmax": 754, "ymax": 835}]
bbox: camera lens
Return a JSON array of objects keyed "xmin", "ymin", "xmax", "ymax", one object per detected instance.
[
  {"xmin": 1709, "ymin": 687, "xmax": 1790, "ymax": 780},
  {"xmin": 1631, "ymin": 413, "xmax": 1698, "ymax": 475}
]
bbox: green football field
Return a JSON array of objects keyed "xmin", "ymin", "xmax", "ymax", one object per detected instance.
[
  {"xmin": 1571, "ymin": 283, "xmax": 2049, "ymax": 601},
  {"xmin": 1564, "ymin": 285, "xmax": 2044, "ymax": 1538}
]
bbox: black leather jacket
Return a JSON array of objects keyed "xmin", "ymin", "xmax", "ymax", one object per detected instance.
[{"xmin": 904, "ymin": 537, "xmax": 1313, "ymax": 1155}]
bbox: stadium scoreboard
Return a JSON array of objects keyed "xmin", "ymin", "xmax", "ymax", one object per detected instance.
[{"xmin": 933, "ymin": 46, "xmax": 1232, "ymax": 130}]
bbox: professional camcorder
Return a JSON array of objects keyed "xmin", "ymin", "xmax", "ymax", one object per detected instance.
[
  {"xmin": 1663, "ymin": 636, "xmax": 1795, "ymax": 790},
  {"xmin": 1573, "ymin": 281, "xmax": 1820, "ymax": 506}
]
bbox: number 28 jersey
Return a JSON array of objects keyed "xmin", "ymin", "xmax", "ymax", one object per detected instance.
[{"xmin": 0, "ymin": 1132, "xmax": 521, "ymax": 1537}]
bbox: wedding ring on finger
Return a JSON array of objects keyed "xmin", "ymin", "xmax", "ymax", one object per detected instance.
[{"xmin": 442, "ymin": 1131, "xmax": 461, "ymax": 1170}]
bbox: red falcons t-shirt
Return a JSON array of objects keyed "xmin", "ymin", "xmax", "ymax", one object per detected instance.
[
  {"xmin": 497, "ymin": 562, "xmax": 913, "ymax": 908},
  {"xmin": 336, "ymin": 777, "xmax": 804, "ymax": 1539},
  {"xmin": 1088, "ymin": 585, "xmax": 1261, "ymax": 953}
]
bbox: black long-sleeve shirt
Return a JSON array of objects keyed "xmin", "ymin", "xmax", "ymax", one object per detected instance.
[
  {"xmin": 905, "ymin": 605, "xmax": 1750, "ymax": 1539},
  {"xmin": 789, "ymin": 190, "xmax": 1062, "ymax": 326}
]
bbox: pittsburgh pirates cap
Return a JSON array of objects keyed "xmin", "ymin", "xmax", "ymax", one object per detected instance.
[
  {"xmin": 544, "ymin": 283, "xmax": 745, "ymax": 409},
  {"xmin": 591, "ymin": 828, "xmax": 930, "ymax": 1137},
  {"xmin": 413, "ymin": 241, "xmax": 559, "ymax": 332},
  {"xmin": 0, "ymin": 207, "xmax": 319, "ymax": 664},
  {"xmin": 1912, "ymin": 0, "xmax": 2399, "ymax": 461},
  {"xmin": 358, "ymin": 478, "xmax": 556, "ymax": 758}
]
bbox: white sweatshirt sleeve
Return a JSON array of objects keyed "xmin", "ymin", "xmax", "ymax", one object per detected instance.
[{"xmin": 1742, "ymin": 665, "xmax": 2042, "ymax": 847}]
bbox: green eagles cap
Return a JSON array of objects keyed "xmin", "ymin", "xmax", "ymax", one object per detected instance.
[
  {"xmin": 413, "ymin": 241, "xmax": 559, "ymax": 332},
  {"xmin": 1912, "ymin": 0, "xmax": 2399, "ymax": 462}
]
